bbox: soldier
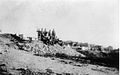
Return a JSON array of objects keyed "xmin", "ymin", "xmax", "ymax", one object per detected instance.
[{"xmin": 37, "ymin": 28, "xmax": 41, "ymax": 40}]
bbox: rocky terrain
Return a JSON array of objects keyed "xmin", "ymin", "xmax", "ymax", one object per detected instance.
[{"xmin": 0, "ymin": 33, "xmax": 119, "ymax": 75}]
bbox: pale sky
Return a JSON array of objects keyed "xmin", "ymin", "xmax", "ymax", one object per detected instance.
[{"xmin": 0, "ymin": 0, "xmax": 119, "ymax": 48}]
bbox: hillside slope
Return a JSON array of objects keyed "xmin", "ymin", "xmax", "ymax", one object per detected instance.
[{"xmin": 0, "ymin": 34, "xmax": 118, "ymax": 75}]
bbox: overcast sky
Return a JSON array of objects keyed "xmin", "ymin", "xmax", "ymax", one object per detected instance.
[{"xmin": 0, "ymin": 0, "xmax": 119, "ymax": 48}]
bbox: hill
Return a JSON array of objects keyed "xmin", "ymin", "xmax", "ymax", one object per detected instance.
[{"xmin": 0, "ymin": 33, "xmax": 119, "ymax": 75}]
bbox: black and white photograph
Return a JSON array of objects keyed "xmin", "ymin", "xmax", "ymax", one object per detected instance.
[{"xmin": 0, "ymin": 0, "xmax": 119, "ymax": 75}]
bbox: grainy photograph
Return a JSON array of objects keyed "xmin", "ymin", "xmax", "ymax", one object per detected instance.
[{"xmin": 0, "ymin": 0, "xmax": 119, "ymax": 75}]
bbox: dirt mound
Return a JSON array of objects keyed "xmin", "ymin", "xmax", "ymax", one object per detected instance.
[
  {"xmin": 0, "ymin": 33, "xmax": 84, "ymax": 57},
  {"xmin": 20, "ymin": 40, "xmax": 85, "ymax": 57}
]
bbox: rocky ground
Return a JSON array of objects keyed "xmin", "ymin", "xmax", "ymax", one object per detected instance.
[{"xmin": 0, "ymin": 34, "xmax": 119, "ymax": 75}]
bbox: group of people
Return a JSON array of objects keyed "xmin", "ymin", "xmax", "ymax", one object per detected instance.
[{"xmin": 37, "ymin": 28, "xmax": 63, "ymax": 45}]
